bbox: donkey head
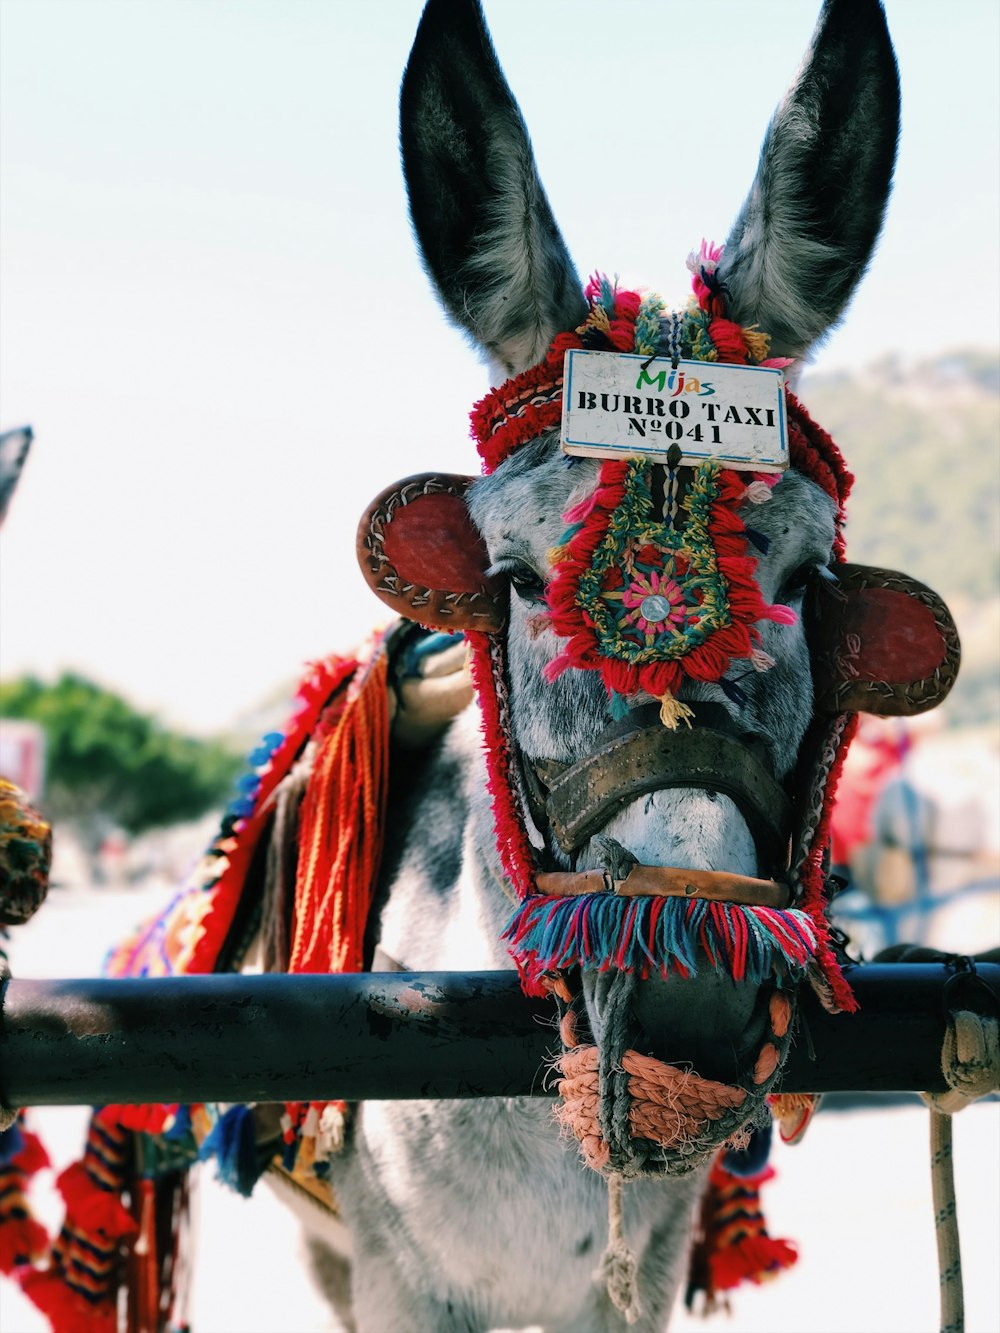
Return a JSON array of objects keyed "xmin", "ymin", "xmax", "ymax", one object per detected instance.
[{"xmin": 384, "ymin": 0, "xmax": 900, "ymax": 1176}]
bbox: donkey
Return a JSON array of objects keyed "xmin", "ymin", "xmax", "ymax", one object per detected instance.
[{"xmin": 277, "ymin": 2, "xmax": 903, "ymax": 1330}]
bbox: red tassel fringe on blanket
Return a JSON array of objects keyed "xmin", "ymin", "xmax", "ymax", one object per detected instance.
[
  {"xmin": 0, "ymin": 1118, "xmax": 50, "ymax": 1274},
  {"xmin": 15, "ymin": 642, "xmax": 392, "ymax": 1332},
  {"xmin": 685, "ymin": 1157, "xmax": 798, "ymax": 1314}
]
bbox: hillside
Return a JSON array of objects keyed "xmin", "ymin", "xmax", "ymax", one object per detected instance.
[{"xmin": 799, "ymin": 350, "xmax": 999, "ymax": 725}]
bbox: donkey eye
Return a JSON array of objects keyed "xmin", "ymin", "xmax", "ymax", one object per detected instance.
[
  {"xmin": 489, "ymin": 557, "xmax": 546, "ymax": 602},
  {"xmin": 509, "ymin": 563, "xmax": 546, "ymax": 601},
  {"xmin": 779, "ymin": 561, "xmax": 820, "ymax": 599}
]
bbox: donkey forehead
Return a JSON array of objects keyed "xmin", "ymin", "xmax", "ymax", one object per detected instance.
[{"xmin": 469, "ymin": 438, "xmax": 838, "ymax": 578}]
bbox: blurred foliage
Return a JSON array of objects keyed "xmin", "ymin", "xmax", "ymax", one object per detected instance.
[
  {"xmin": 801, "ymin": 349, "xmax": 999, "ymax": 602},
  {"xmin": 801, "ymin": 349, "xmax": 999, "ymax": 725},
  {"xmin": 0, "ymin": 672, "xmax": 241, "ymax": 838}
]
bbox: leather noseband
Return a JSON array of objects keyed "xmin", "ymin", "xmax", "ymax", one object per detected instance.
[{"xmin": 524, "ymin": 702, "xmax": 791, "ymax": 872}]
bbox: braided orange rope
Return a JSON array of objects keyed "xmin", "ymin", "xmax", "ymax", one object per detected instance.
[
  {"xmin": 289, "ymin": 653, "xmax": 390, "ymax": 974},
  {"xmin": 556, "ymin": 1046, "xmax": 747, "ymax": 1169},
  {"xmin": 555, "ymin": 991, "xmax": 792, "ymax": 1170}
]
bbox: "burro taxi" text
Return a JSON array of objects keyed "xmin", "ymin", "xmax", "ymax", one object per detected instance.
[{"xmin": 574, "ymin": 391, "xmax": 778, "ymax": 442}]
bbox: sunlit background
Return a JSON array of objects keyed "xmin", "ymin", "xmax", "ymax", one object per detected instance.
[
  {"xmin": 2, "ymin": 0, "xmax": 997, "ymax": 733},
  {"xmin": 1, "ymin": 4, "xmax": 998, "ymax": 1331}
]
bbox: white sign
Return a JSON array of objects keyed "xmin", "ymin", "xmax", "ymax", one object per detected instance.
[{"xmin": 561, "ymin": 350, "xmax": 788, "ymax": 471}]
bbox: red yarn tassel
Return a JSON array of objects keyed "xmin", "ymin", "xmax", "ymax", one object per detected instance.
[
  {"xmin": 0, "ymin": 1114, "xmax": 52, "ymax": 1273},
  {"xmin": 685, "ymin": 1157, "xmax": 797, "ymax": 1313},
  {"xmin": 12, "ymin": 1127, "xmax": 51, "ymax": 1177},
  {"xmin": 57, "ymin": 1161, "xmax": 137, "ymax": 1240},
  {"xmin": 0, "ymin": 1163, "xmax": 49, "ymax": 1271}
]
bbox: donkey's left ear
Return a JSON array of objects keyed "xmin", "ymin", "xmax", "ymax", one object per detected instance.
[
  {"xmin": 357, "ymin": 473, "xmax": 505, "ymax": 633},
  {"xmin": 400, "ymin": 0, "xmax": 586, "ymax": 377},
  {"xmin": 718, "ymin": 0, "xmax": 900, "ymax": 360}
]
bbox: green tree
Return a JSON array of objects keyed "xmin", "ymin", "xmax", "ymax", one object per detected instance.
[{"xmin": 0, "ymin": 672, "xmax": 241, "ymax": 842}]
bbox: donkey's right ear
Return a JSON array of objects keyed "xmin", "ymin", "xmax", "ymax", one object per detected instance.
[{"xmin": 400, "ymin": 0, "xmax": 586, "ymax": 378}]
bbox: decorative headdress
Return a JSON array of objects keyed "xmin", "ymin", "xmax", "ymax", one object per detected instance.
[{"xmin": 467, "ymin": 245, "xmax": 856, "ymax": 1006}]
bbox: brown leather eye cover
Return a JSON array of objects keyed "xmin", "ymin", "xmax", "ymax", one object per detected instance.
[
  {"xmin": 807, "ymin": 564, "xmax": 960, "ymax": 716},
  {"xmin": 356, "ymin": 473, "xmax": 505, "ymax": 632},
  {"xmin": 357, "ymin": 482, "xmax": 961, "ymax": 718}
]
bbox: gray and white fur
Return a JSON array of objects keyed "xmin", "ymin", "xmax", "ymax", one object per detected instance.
[{"xmin": 277, "ymin": 3, "xmax": 900, "ymax": 1329}]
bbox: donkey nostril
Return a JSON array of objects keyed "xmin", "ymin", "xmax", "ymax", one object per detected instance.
[{"xmin": 628, "ymin": 969, "xmax": 772, "ymax": 1085}]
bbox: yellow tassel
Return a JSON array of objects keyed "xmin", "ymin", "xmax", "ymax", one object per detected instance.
[
  {"xmin": 743, "ymin": 326, "xmax": 771, "ymax": 363},
  {"xmin": 767, "ymin": 1091, "xmax": 820, "ymax": 1145},
  {"xmin": 190, "ymin": 1105, "xmax": 214, "ymax": 1147},
  {"xmin": 577, "ymin": 305, "xmax": 610, "ymax": 335},
  {"xmin": 294, "ymin": 1134, "xmax": 317, "ymax": 1177},
  {"xmin": 659, "ymin": 692, "xmax": 695, "ymax": 730},
  {"xmin": 547, "ymin": 544, "xmax": 570, "ymax": 566}
]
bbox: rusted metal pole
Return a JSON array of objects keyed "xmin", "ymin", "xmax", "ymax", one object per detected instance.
[{"xmin": 1, "ymin": 964, "xmax": 996, "ymax": 1108}]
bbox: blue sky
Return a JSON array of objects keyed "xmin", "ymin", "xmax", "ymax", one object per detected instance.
[{"xmin": 1, "ymin": 0, "xmax": 997, "ymax": 733}]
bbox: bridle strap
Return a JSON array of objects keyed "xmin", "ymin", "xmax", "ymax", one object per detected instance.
[
  {"xmin": 536, "ymin": 864, "xmax": 790, "ymax": 909},
  {"xmin": 530, "ymin": 716, "xmax": 791, "ymax": 866}
]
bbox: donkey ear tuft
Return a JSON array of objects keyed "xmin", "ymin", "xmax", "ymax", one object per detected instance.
[
  {"xmin": 400, "ymin": 0, "xmax": 586, "ymax": 377},
  {"xmin": 719, "ymin": 0, "xmax": 900, "ymax": 360}
]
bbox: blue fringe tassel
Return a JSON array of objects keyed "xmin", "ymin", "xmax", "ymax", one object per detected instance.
[
  {"xmin": 198, "ymin": 1105, "xmax": 264, "ymax": 1198},
  {"xmin": 723, "ymin": 1121, "xmax": 773, "ymax": 1176},
  {"xmin": 164, "ymin": 1104, "xmax": 193, "ymax": 1142},
  {"xmin": 0, "ymin": 1120, "xmax": 24, "ymax": 1164},
  {"xmin": 609, "ymin": 690, "xmax": 631, "ymax": 720},
  {"xmin": 504, "ymin": 893, "xmax": 816, "ymax": 985}
]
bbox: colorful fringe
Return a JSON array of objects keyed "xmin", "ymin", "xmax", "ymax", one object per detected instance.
[
  {"xmin": 21, "ymin": 639, "xmax": 394, "ymax": 1330},
  {"xmin": 0, "ymin": 1114, "xmax": 50, "ymax": 1273},
  {"xmin": 685, "ymin": 1155, "xmax": 798, "ymax": 1313},
  {"xmin": 104, "ymin": 652, "xmax": 361, "ymax": 980},
  {"xmin": 21, "ymin": 1110, "xmax": 135, "ymax": 1332},
  {"xmin": 503, "ymin": 894, "xmax": 817, "ymax": 993},
  {"xmin": 465, "ymin": 630, "xmax": 537, "ymax": 900},
  {"xmin": 288, "ymin": 647, "xmax": 389, "ymax": 975}
]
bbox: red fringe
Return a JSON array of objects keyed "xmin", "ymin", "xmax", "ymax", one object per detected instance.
[
  {"xmin": 57, "ymin": 1163, "xmax": 137, "ymax": 1241},
  {"xmin": 709, "ymin": 1232, "xmax": 799, "ymax": 1291},
  {"xmin": 11, "ymin": 1129, "xmax": 50, "ymax": 1176},
  {"xmin": 686, "ymin": 1157, "xmax": 797, "ymax": 1311},
  {"xmin": 797, "ymin": 711, "xmax": 861, "ymax": 1012},
  {"xmin": 466, "ymin": 631, "xmax": 537, "ymax": 901},
  {"xmin": 289, "ymin": 647, "xmax": 390, "ymax": 974},
  {"xmin": 101, "ymin": 1104, "xmax": 176, "ymax": 1135},
  {"xmin": 0, "ymin": 1202, "xmax": 49, "ymax": 1272},
  {"xmin": 786, "ymin": 392, "xmax": 853, "ymax": 558},
  {"xmin": 21, "ymin": 1267, "xmax": 119, "ymax": 1333}
]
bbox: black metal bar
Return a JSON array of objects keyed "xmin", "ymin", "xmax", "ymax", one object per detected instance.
[{"xmin": 1, "ymin": 964, "xmax": 997, "ymax": 1107}]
